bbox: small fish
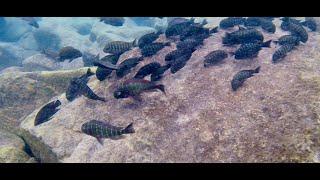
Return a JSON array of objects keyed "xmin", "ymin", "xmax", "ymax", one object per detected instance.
[
  {"xmin": 96, "ymin": 54, "xmax": 120, "ymax": 81},
  {"xmin": 273, "ymin": 35, "xmax": 300, "ymax": 46},
  {"xmin": 222, "ymin": 28, "xmax": 264, "ymax": 45},
  {"xmin": 66, "ymin": 69, "xmax": 105, "ymax": 102},
  {"xmin": 21, "ymin": 17, "xmax": 39, "ymax": 28},
  {"xmin": 285, "ymin": 22, "xmax": 308, "ymax": 43},
  {"xmin": 219, "ymin": 17, "xmax": 246, "ymax": 29},
  {"xmin": 204, "ymin": 50, "xmax": 228, "ymax": 67},
  {"xmin": 141, "ymin": 42, "xmax": 171, "ymax": 57},
  {"xmin": 165, "ymin": 48, "xmax": 193, "ymax": 61},
  {"xmin": 301, "ymin": 17, "xmax": 317, "ymax": 31},
  {"xmin": 103, "ymin": 40, "xmax": 136, "ymax": 55},
  {"xmin": 260, "ymin": 18, "xmax": 276, "ymax": 33},
  {"xmin": 134, "ymin": 62, "xmax": 161, "ymax": 79},
  {"xmin": 81, "ymin": 120, "xmax": 134, "ymax": 143},
  {"xmin": 233, "ymin": 40, "xmax": 271, "ymax": 59},
  {"xmin": 99, "ymin": 17, "xmax": 125, "ymax": 26},
  {"xmin": 41, "ymin": 48, "xmax": 60, "ymax": 60},
  {"xmin": 150, "ymin": 64, "xmax": 171, "ymax": 81},
  {"xmin": 58, "ymin": 46, "xmax": 82, "ymax": 62},
  {"xmin": 170, "ymin": 52, "xmax": 193, "ymax": 74},
  {"xmin": 34, "ymin": 100, "xmax": 61, "ymax": 126},
  {"xmin": 116, "ymin": 57, "xmax": 144, "ymax": 78},
  {"xmin": 179, "ymin": 24, "xmax": 209, "ymax": 40},
  {"xmin": 114, "ymin": 79, "xmax": 165, "ymax": 100},
  {"xmin": 231, "ymin": 66, "xmax": 260, "ymax": 91},
  {"xmin": 138, "ymin": 31, "xmax": 161, "ymax": 48},
  {"xmin": 176, "ymin": 38, "xmax": 201, "ymax": 51},
  {"xmin": 272, "ymin": 44, "xmax": 296, "ymax": 63},
  {"xmin": 165, "ymin": 19, "xmax": 195, "ymax": 37}
]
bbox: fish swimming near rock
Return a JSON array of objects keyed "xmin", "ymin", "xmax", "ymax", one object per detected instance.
[
  {"xmin": 222, "ymin": 27, "xmax": 264, "ymax": 45},
  {"xmin": 99, "ymin": 17, "xmax": 125, "ymax": 26},
  {"xmin": 82, "ymin": 52, "xmax": 100, "ymax": 67},
  {"xmin": 233, "ymin": 40, "xmax": 271, "ymax": 59},
  {"xmin": 103, "ymin": 40, "xmax": 137, "ymax": 55},
  {"xmin": 284, "ymin": 22, "xmax": 308, "ymax": 43},
  {"xmin": 141, "ymin": 42, "xmax": 171, "ymax": 57},
  {"xmin": 95, "ymin": 54, "xmax": 120, "ymax": 81},
  {"xmin": 150, "ymin": 64, "xmax": 171, "ymax": 81},
  {"xmin": 179, "ymin": 24, "xmax": 209, "ymax": 40},
  {"xmin": 21, "ymin": 17, "xmax": 39, "ymax": 28},
  {"xmin": 165, "ymin": 19, "xmax": 195, "ymax": 37},
  {"xmin": 66, "ymin": 69, "xmax": 105, "ymax": 102},
  {"xmin": 219, "ymin": 17, "xmax": 246, "ymax": 29},
  {"xmin": 273, "ymin": 35, "xmax": 300, "ymax": 46},
  {"xmin": 114, "ymin": 79, "xmax": 165, "ymax": 101},
  {"xmin": 204, "ymin": 50, "xmax": 228, "ymax": 67},
  {"xmin": 93, "ymin": 59, "xmax": 119, "ymax": 70},
  {"xmin": 280, "ymin": 17, "xmax": 301, "ymax": 31},
  {"xmin": 116, "ymin": 57, "xmax": 144, "ymax": 78},
  {"xmin": 272, "ymin": 44, "xmax": 296, "ymax": 63},
  {"xmin": 301, "ymin": 17, "xmax": 317, "ymax": 31},
  {"xmin": 176, "ymin": 38, "xmax": 202, "ymax": 51},
  {"xmin": 165, "ymin": 48, "xmax": 193, "ymax": 61},
  {"xmin": 138, "ymin": 31, "xmax": 162, "ymax": 48},
  {"xmin": 81, "ymin": 120, "xmax": 134, "ymax": 144},
  {"xmin": 58, "ymin": 46, "xmax": 82, "ymax": 62},
  {"xmin": 260, "ymin": 18, "xmax": 276, "ymax": 33},
  {"xmin": 231, "ymin": 66, "xmax": 260, "ymax": 91},
  {"xmin": 170, "ymin": 52, "xmax": 193, "ymax": 74},
  {"xmin": 134, "ymin": 62, "xmax": 161, "ymax": 79},
  {"xmin": 34, "ymin": 100, "xmax": 61, "ymax": 126}
]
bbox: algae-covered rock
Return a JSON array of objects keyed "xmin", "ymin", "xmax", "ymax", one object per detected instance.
[
  {"xmin": 18, "ymin": 21, "xmax": 320, "ymax": 163},
  {"xmin": 22, "ymin": 54, "xmax": 60, "ymax": 71}
]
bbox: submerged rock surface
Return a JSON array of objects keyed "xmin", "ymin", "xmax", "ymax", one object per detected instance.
[{"xmin": 19, "ymin": 19, "xmax": 320, "ymax": 162}]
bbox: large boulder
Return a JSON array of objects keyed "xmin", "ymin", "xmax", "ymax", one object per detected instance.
[
  {"xmin": 22, "ymin": 54, "xmax": 60, "ymax": 71},
  {"xmin": 19, "ymin": 25, "xmax": 320, "ymax": 162}
]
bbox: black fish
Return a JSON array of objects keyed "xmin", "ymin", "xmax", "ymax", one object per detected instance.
[
  {"xmin": 103, "ymin": 40, "xmax": 136, "ymax": 55},
  {"xmin": 219, "ymin": 17, "xmax": 246, "ymax": 29},
  {"xmin": 141, "ymin": 42, "xmax": 171, "ymax": 57},
  {"xmin": 134, "ymin": 62, "xmax": 161, "ymax": 79},
  {"xmin": 34, "ymin": 100, "xmax": 61, "ymax": 126},
  {"xmin": 274, "ymin": 35, "xmax": 300, "ymax": 46},
  {"xmin": 170, "ymin": 52, "xmax": 193, "ymax": 74},
  {"xmin": 58, "ymin": 46, "xmax": 82, "ymax": 62},
  {"xmin": 272, "ymin": 44, "xmax": 296, "ymax": 63},
  {"xmin": 116, "ymin": 57, "xmax": 144, "ymax": 78},
  {"xmin": 151, "ymin": 64, "xmax": 171, "ymax": 81},
  {"xmin": 285, "ymin": 22, "xmax": 308, "ymax": 43},
  {"xmin": 260, "ymin": 18, "xmax": 276, "ymax": 33},
  {"xmin": 93, "ymin": 60, "xmax": 118, "ymax": 70},
  {"xmin": 66, "ymin": 69, "xmax": 105, "ymax": 102},
  {"xmin": 96, "ymin": 54, "xmax": 120, "ymax": 81},
  {"xmin": 165, "ymin": 48, "xmax": 193, "ymax": 61},
  {"xmin": 138, "ymin": 31, "xmax": 161, "ymax": 48},
  {"xmin": 231, "ymin": 66, "xmax": 260, "ymax": 91},
  {"xmin": 222, "ymin": 28, "xmax": 264, "ymax": 45},
  {"xmin": 99, "ymin": 17, "xmax": 125, "ymax": 26},
  {"xmin": 204, "ymin": 50, "xmax": 228, "ymax": 67},
  {"xmin": 234, "ymin": 40, "xmax": 271, "ymax": 59},
  {"xmin": 176, "ymin": 38, "xmax": 201, "ymax": 51},
  {"xmin": 165, "ymin": 19, "xmax": 195, "ymax": 37},
  {"xmin": 81, "ymin": 120, "xmax": 134, "ymax": 143},
  {"xmin": 179, "ymin": 24, "xmax": 209, "ymax": 40},
  {"xmin": 301, "ymin": 17, "xmax": 317, "ymax": 31}
]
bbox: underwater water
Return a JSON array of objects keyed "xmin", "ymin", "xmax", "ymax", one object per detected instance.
[{"xmin": 0, "ymin": 17, "xmax": 320, "ymax": 163}]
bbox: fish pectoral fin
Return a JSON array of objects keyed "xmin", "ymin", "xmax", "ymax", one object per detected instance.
[{"xmin": 96, "ymin": 138, "xmax": 104, "ymax": 145}]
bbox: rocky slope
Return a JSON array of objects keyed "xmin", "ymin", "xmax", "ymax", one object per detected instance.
[{"xmin": 19, "ymin": 18, "xmax": 320, "ymax": 162}]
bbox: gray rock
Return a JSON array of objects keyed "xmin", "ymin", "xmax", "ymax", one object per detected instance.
[{"xmin": 22, "ymin": 54, "xmax": 59, "ymax": 71}]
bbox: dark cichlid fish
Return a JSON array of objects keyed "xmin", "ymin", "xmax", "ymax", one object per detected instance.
[
  {"xmin": 96, "ymin": 54, "xmax": 120, "ymax": 81},
  {"xmin": 34, "ymin": 100, "xmax": 61, "ymax": 126},
  {"xmin": 150, "ymin": 64, "xmax": 171, "ymax": 81},
  {"xmin": 99, "ymin": 17, "xmax": 125, "ymax": 26},
  {"xmin": 245, "ymin": 17, "xmax": 263, "ymax": 27},
  {"xmin": 165, "ymin": 48, "xmax": 193, "ymax": 61},
  {"xmin": 274, "ymin": 35, "xmax": 300, "ymax": 46},
  {"xmin": 260, "ymin": 18, "xmax": 276, "ymax": 33},
  {"xmin": 116, "ymin": 57, "xmax": 144, "ymax": 78},
  {"xmin": 114, "ymin": 79, "xmax": 165, "ymax": 100},
  {"xmin": 219, "ymin": 17, "xmax": 246, "ymax": 29},
  {"xmin": 179, "ymin": 24, "xmax": 209, "ymax": 40},
  {"xmin": 234, "ymin": 40, "xmax": 271, "ymax": 59},
  {"xmin": 272, "ymin": 44, "xmax": 295, "ymax": 63},
  {"xmin": 280, "ymin": 17, "xmax": 302, "ymax": 31},
  {"xmin": 141, "ymin": 42, "xmax": 171, "ymax": 57},
  {"xmin": 66, "ymin": 69, "xmax": 105, "ymax": 102},
  {"xmin": 222, "ymin": 28, "xmax": 264, "ymax": 45},
  {"xmin": 283, "ymin": 22, "xmax": 308, "ymax": 43},
  {"xmin": 231, "ymin": 66, "xmax": 260, "ymax": 91},
  {"xmin": 301, "ymin": 17, "xmax": 317, "ymax": 31},
  {"xmin": 176, "ymin": 38, "xmax": 201, "ymax": 51},
  {"xmin": 170, "ymin": 52, "xmax": 193, "ymax": 74},
  {"xmin": 138, "ymin": 31, "xmax": 161, "ymax": 48},
  {"xmin": 58, "ymin": 46, "xmax": 82, "ymax": 62},
  {"xmin": 204, "ymin": 50, "xmax": 228, "ymax": 67},
  {"xmin": 81, "ymin": 120, "xmax": 134, "ymax": 143},
  {"xmin": 103, "ymin": 40, "xmax": 136, "ymax": 55},
  {"xmin": 165, "ymin": 19, "xmax": 195, "ymax": 37},
  {"xmin": 167, "ymin": 17, "xmax": 194, "ymax": 27},
  {"xmin": 134, "ymin": 62, "xmax": 161, "ymax": 79}
]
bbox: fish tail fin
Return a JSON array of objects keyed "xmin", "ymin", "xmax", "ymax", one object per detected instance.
[
  {"xmin": 156, "ymin": 84, "xmax": 166, "ymax": 94},
  {"xmin": 86, "ymin": 68, "xmax": 95, "ymax": 76},
  {"xmin": 123, "ymin": 123, "xmax": 135, "ymax": 134},
  {"xmin": 132, "ymin": 38, "xmax": 138, "ymax": 47},
  {"xmin": 209, "ymin": 26, "xmax": 219, "ymax": 34},
  {"xmin": 254, "ymin": 66, "xmax": 261, "ymax": 74},
  {"xmin": 262, "ymin": 40, "xmax": 272, "ymax": 48}
]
